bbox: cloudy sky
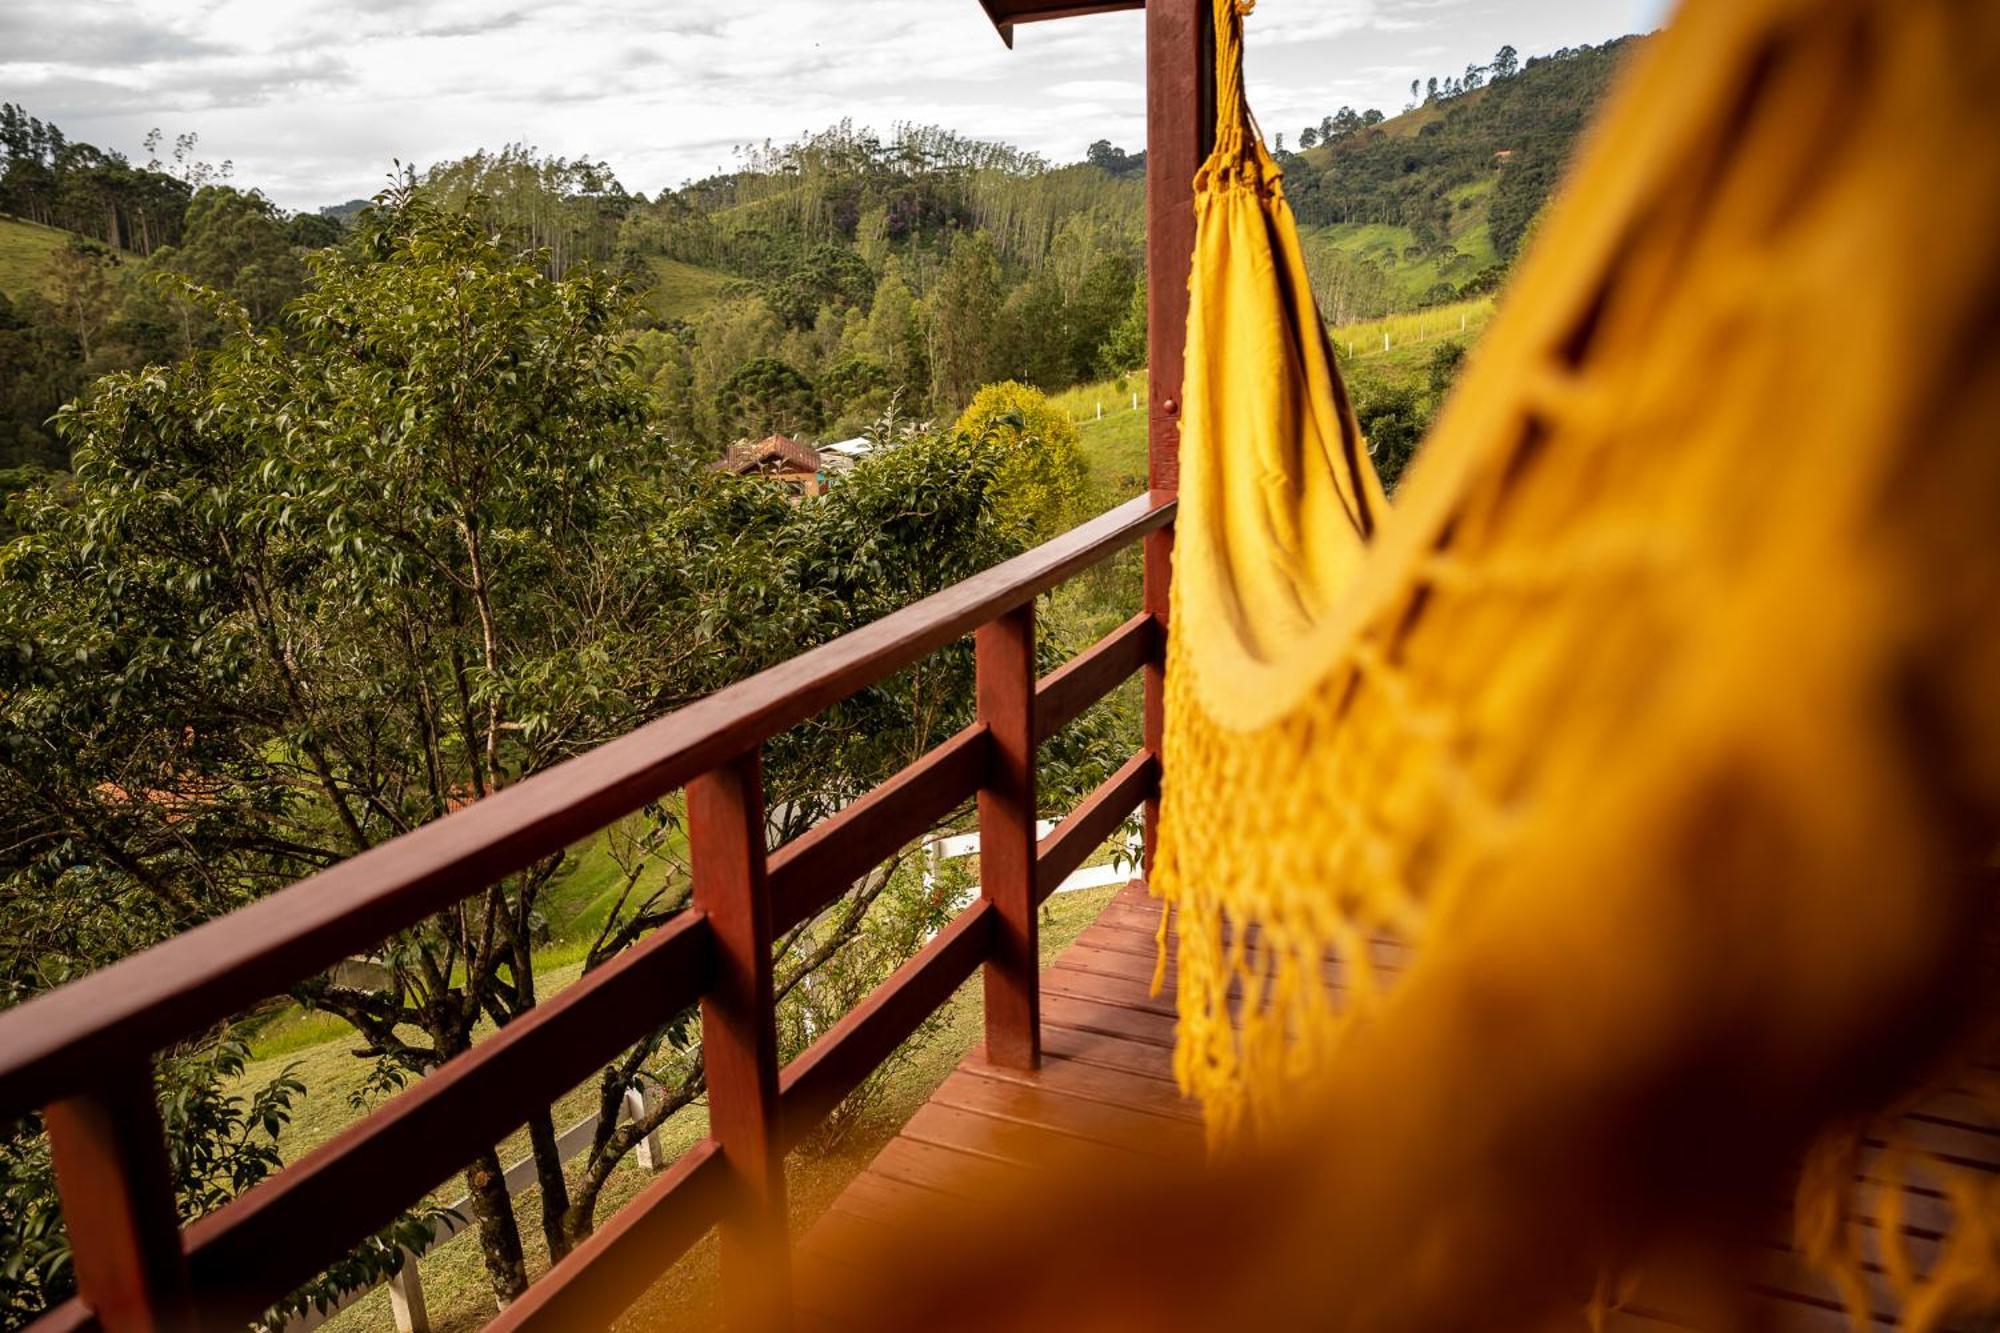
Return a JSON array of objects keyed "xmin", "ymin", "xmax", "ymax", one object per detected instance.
[{"xmin": 3, "ymin": 0, "xmax": 1674, "ymax": 213}]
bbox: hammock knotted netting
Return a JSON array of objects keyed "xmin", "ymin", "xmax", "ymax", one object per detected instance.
[{"xmin": 1151, "ymin": 0, "xmax": 2000, "ymax": 1324}]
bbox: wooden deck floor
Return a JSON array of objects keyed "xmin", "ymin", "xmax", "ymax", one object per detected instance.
[
  {"xmin": 792, "ymin": 880, "xmax": 2000, "ymax": 1331},
  {"xmin": 793, "ymin": 880, "xmax": 1194, "ymax": 1325}
]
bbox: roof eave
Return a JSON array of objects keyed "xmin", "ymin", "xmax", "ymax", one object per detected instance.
[{"xmin": 975, "ymin": 0, "xmax": 1145, "ymax": 47}]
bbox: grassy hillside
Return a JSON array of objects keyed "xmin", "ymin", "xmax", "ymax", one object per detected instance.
[
  {"xmin": 640, "ymin": 255, "xmax": 736, "ymax": 322},
  {"xmin": 1283, "ymin": 37, "xmax": 1640, "ymax": 313},
  {"xmin": 1057, "ymin": 370, "xmax": 1149, "ymax": 508},
  {"xmin": 1301, "ymin": 178, "xmax": 1501, "ymax": 311},
  {"xmin": 0, "ymin": 215, "xmax": 70, "ymax": 297},
  {"xmin": 1068, "ymin": 289, "xmax": 1492, "ymax": 508},
  {"xmin": 1330, "ymin": 295, "xmax": 1495, "ymax": 361}
]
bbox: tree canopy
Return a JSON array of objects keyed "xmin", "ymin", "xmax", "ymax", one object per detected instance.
[{"xmin": 0, "ymin": 185, "xmax": 1127, "ymax": 1316}]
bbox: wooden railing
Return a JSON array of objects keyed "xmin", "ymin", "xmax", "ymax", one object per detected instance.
[{"xmin": 0, "ymin": 492, "xmax": 1177, "ymax": 1333}]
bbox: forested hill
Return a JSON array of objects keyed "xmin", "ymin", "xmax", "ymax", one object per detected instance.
[
  {"xmin": 1285, "ymin": 36, "xmax": 1643, "ymax": 316},
  {"xmin": 0, "ymin": 33, "xmax": 1637, "ymax": 473}
]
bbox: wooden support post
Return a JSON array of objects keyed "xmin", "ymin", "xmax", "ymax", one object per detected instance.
[
  {"xmin": 1142, "ymin": 0, "xmax": 1213, "ymax": 871},
  {"xmin": 1145, "ymin": 0, "xmax": 1212, "ymax": 500},
  {"xmin": 977, "ymin": 602, "xmax": 1039, "ymax": 1069},
  {"xmin": 43, "ymin": 1061, "xmax": 193, "ymax": 1333},
  {"xmin": 689, "ymin": 751, "xmax": 790, "ymax": 1331}
]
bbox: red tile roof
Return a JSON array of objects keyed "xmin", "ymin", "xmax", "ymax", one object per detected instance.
[{"xmin": 715, "ymin": 434, "xmax": 823, "ymax": 475}]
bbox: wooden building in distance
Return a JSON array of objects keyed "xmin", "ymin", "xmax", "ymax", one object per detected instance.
[{"xmin": 713, "ymin": 433, "xmax": 828, "ymax": 497}]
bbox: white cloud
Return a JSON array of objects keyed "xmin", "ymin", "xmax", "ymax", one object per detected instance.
[{"xmin": 0, "ymin": 0, "xmax": 1676, "ymax": 211}]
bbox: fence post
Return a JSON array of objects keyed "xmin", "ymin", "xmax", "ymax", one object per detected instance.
[
  {"xmin": 977, "ymin": 602, "xmax": 1039, "ymax": 1069},
  {"xmin": 688, "ymin": 749, "xmax": 790, "ymax": 1331},
  {"xmin": 386, "ymin": 1252, "xmax": 430, "ymax": 1333},
  {"xmin": 43, "ymin": 1060, "xmax": 193, "ymax": 1333},
  {"xmin": 623, "ymin": 1080, "xmax": 668, "ymax": 1171}
]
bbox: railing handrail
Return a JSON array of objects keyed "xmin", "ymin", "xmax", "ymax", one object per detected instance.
[{"xmin": 0, "ymin": 494, "xmax": 1176, "ymax": 1111}]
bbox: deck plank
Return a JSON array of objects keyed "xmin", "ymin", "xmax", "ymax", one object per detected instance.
[{"xmin": 793, "ymin": 878, "xmax": 1995, "ymax": 1331}]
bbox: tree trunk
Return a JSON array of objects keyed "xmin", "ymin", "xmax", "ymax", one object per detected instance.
[
  {"xmin": 524, "ymin": 1108, "xmax": 574, "ymax": 1263},
  {"xmin": 463, "ymin": 1146, "xmax": 528, "ymax": 1307}
]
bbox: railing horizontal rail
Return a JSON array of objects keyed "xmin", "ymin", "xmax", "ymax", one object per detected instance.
[
  {"xmin": 5, "ymin": 492, "xmax": 1178, "ymax": 1333},
  {"xmin": 1033, "ymin": 612, "xmax": 1158, "ymax": 746},
  {"xmin": 178, "ymin": 911, "xmax": 714, "ymax": 1329},
  {"xmin": 29, "ymin": 1301, "xmax": 93, "ymax": 1333},
  {"xmin": 0, "ymin": 494, "xmax": 1174, "ymax": 1111},
  {"xmin": 1036, "ymin": 752, "xmax": 1159, "ymax": 904},
  {"xmin": 767, "ymin": 724, "xmax": 991, "ymax": 936},
  {"xmin": 777, "ymin": 900, "xmax": 996, "ymax": 1152},
  {"xmin": 485, "ymin": 1138, "xmax": 729, "ymax": 1333}
]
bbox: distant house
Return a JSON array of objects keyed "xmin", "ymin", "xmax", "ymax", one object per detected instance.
[
  {"xmin": 817, "ymin": 436, "xmax": 873, "ymax": 478},
  {"xmin": 821, "ymin": 436, "xmax": 873, "ymax": 460},
  {"xmin": 713, "ymin": 433, "xmax": 827, "ymax": 497}
]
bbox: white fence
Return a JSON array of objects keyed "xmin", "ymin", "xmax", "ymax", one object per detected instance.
[{"xmin": 923, "ymin": 820, "xmax": 1140, "ymax": 898}]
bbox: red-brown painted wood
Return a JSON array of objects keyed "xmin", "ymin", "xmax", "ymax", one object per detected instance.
[
  {"xmin": 43, "ymin": 1063, "xmax": 191, "ymax": 1333},
  {"xmin": 485, "ymin": 1138, "xmax": 728, "ymax": 1333},
  {"xmin": 181, "ymin": 909, "xmax": 713, "ymax": 1328},
  {"xmin": 1145, "ymin": 0, "xmax": 1211, "ymax": 497},
  {"xmin": 0, "ymin": 495, "xmax": 1171, "ymax": 1113},
  {"xmin": 25, "ymin": 1299, "xmax": 98, "ymax": 1333},
  {"xmin": 1035, "ymin": 752, "xmax": 1158, "ymax": 902},
  {"xmin": 767, "ymin": 724, "xmax": 990, "ymax": 936},
  {"xmin": 1041, "ymin": 990, "xmax": 1180, "ymax": 1048},
  {"xmin": 928, "ymin": 1067, "xmax": 1197, "ymax": 1158},
  {"xmin": 1140, "ymin": 0, "xmax": 1205, "ymax": 876},
  {"xmin": 1141, "ymin": 527, "xmax": 1173, "ymax": 871},
  {"xmin": 689, "ymin": 751, "xmax": 790, "ymax": 1331},
  {"xmin": 975, "ymin": 0, "xmax": 1140, "ymax": 47},
  {"xmin": 794, "ymin": 885, "xmax": 1200, "ymax": 1332},
  {"xmin": 976, "ymin": 604, "xmax": 1040, "ymax": 1070},
  {"xmin": 771, "ymin": 602, "xmax": 1155, "ymax": 938},
  {"xmin": 778, "ymin": 901, "xmax": 995, "ymax": 1151},
  {"xmin": 1032, "ymin": 613, "xmax": 1157, "ymax": 746},
  {"xmin": 964, "ymin": 1050, "xmax": 1201, "ymax": 1123}
]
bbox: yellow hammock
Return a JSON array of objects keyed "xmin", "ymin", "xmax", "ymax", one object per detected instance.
[{"xmin": 1153, "ymin": 0, "xmax": 2000, "ymax": 1324}]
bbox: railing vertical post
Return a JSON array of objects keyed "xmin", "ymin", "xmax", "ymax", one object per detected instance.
[
  {"xmin": 1143, "ymin": 0, "xmax": 1212, "ymax": 871},
  {"xmin": 1142, "ymin": 528, "xmax": 1172, "ymax": 863},
  {"xmin": 43, "ymin": 1060, "xmax": 193, "ymax": 1333},
  {"xmin": 977, "ymin": 602, "xmax": 1039, "ymax": 1069},
  {"xmin": 688, "ymin": 750, "xmax": 789, "ymax": 1331}
]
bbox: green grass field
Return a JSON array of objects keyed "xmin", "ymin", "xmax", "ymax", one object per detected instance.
[
  {"xmin": 1331, "ymin": 295, "xmax": 1495, "ymax": 363},
  {"xmin": 0, "ymin": 215, "xmax": 71, "ymax": 299},
  {"xmin": 1054, "ymin": 370, "xmax": 1149, "ymax": 510},
  {"xmin": 1061, "ymin": 292, "xmax": 1492, "ymax": 500},
  {"xmin": 641, "ymin": 256, "xmax": 736, "ymax": 322}
]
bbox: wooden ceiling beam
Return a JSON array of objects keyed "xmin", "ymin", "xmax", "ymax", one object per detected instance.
[{"xmin": 976, "ymin": 0, "xmax": 1143, "ymax": 48}]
